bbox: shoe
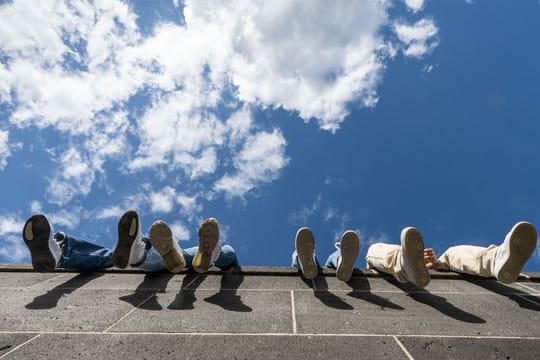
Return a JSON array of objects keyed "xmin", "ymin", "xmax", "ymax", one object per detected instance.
[
  {"xmin": 336, "ymin": 230, "xmax": 359, "ymax": 282},
  {"xmin": 295, "ymin": 227, "xmax": 318, "ymax": 279},
  {"xmin": 149, "ymin": 220, "xmax": 185, "ymax": 273},
  {"xmin": 192, "ymin": 218, "xmax": 220, "ymax": 273},
  {"xmin": 22, "ymin": 214, "xmax": 61, "ymax": 272},
  {"xmin": 493, "ymin": 221, "xmax": 537, "ymax": 284},
  {"xmin": 113, "ymin": 210, "xmax": 147, "ymax": 268},
  {"xmin": 400, "ymin": 227, "xmax": 430, "ymax": 287}
]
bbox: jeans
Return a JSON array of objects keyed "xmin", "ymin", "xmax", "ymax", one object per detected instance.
[
  {"xmin": 290, "ymin": 242, "xmax": 340, "ymax": 270},
  {"xmin": 56, "ymin": 233, "xmax": 238, "ymax": 272}
]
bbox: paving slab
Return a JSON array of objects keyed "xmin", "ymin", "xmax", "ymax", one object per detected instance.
[
  {"xmin": 0, "ymin": 273, "xmax": 65, "ymax": 288},
  {"xmin": 0, "ymin": 333, "xmax": 37, "ymax": 356},
  {"xmin": 2, "ymin": 333, "xmax": 405, "ymax": 360},
  {"xmin": 109, "ymin": 289, "xmax": 292, "ymax": 333},
  {"xmin": 181, "ymin": 273, "xmax": 312, "ymax": 291},
  {"xmin": 293, "ymin": 288, "xmax": 540, "ymax": 336},
  {"xmin": 398, "ymin": 336, "xmax": 540, "ymax": 360},
  {"xmin": 0, "ymin": 286, "xmax": 153, "ymax": 332}
]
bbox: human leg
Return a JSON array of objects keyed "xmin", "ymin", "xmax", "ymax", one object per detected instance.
[
  {"xmin": 149, "ymin": 220, "xmax": 185, "ymax": 273},
  {"xmin": 192, "ymin": 218, "xmax": 221, "ymax": 273},
  {"xmin": 56, "ymin": 232, "xmax": 114, "ymax": 271},
  {"xmin": 292, "ymin": 227, "xmax": 320, "ymax": 279},
  {"xmin": 113, "ymin": 210, "xmax": 148, "ymax": 268},
  {"xmin": 23, "ymin": 214, "xmax": 61, "ymax": 272}
]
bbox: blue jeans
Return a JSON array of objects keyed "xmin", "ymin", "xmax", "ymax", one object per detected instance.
[
  {"xmin": 291, "ymin": 243, "xmax": 340, "ymax": 270},
  {"xmin": 57, "ymin": 233, "xmax": 238, "ymax": 272}
]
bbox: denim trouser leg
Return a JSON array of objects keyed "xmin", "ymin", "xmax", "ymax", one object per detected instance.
[
  {"xmin": 140, "ymin": 243, "xmax": 239, "ymax": 272},
  {"xmin": 56, "ymin": 234, "xmax": 113, "ymax": 271},
  {"xmin": 291, "ymin": 251, "xmax": 321, "ymax": 269},
  {"xmin": 324, "ymin": 242, "xmax": 341, "ymax": 269}
]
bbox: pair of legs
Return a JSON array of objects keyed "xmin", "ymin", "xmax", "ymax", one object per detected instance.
[
  {"xmin": 367, "ymin": 221, "xmax": 537, "ymax": 287},
  {"xmin": 291, "ymin": 227, "xmax": 360, "ymax": 282},
  {"xmin": 22, "ymin": 210, "xmax": 238, "ymax": 273}
]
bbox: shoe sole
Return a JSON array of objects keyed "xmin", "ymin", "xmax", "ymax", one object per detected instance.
[
  {"xmin": 401, "ymin": 227, "xmax": 430, "ymax": 287},
  {"xmin": 497, "ymin": 222, "xmax": 537, "ymax": 284},
  {"xmin": 295, "ymin": 227, "xmax": 318, "ymax": 279},
  {"xmin": 336, "ymin": 230, "xmax": 359, "ymax": 282},
  {"xmin": 193, "ymin": 218, "xmax": 219, "ymax": 273},
  {"xmin": 22, "ymin": 215, "xmax": 56, "ymax": 272},
  {"xmin": 150, "ymin": 221, "xmax": 185, "ymax": 273},
  {"xmin": 113, "ymin": 210, "xmax": 139, "ymax": 269}
]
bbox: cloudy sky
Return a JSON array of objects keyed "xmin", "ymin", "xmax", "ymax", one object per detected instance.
[{"xmin": 0, "ymin": 0, "xmax": 539, "ymax": 270}]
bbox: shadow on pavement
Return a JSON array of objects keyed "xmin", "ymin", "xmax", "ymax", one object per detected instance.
[
  {"xmin": 119, "ymin": 273, "xmax": 174, "ymax": 310},
  {"xmin": 168, "ymin": 273, "xmax": 206, "ymax": 310},
  {"xmin": 204, "ymin": 268, "xmax": 252, "ymax": 312},
  {"xmin": 305, "ymin": 276, "xmax": 353, "ymax": 310},
  {"xmin": 465, "ymin": 278, "xmax": 540, "ymax": 311},
  {"xmin": 345, "ymin": 277, "xmax": 404, "ymax": 310},
  {"xmin": 384, "ymin": 277, "xmax": 486, "ymax": 324},
  {"xmin": 26, "ymin": 273, "xmax": 104, "ymax": 310}
]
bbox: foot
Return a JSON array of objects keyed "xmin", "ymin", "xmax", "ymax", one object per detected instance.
[
  {"xmin": 192, "ymin": 218, "xmax": 220, "ymax": 273},
  {"xmin": 336, "ymin": 230, "xmax": 359, "ymax": 282},
  {"xmin": 22, "ymin": 214, "xmax": 61, "ymax": 272},
  {"xmin": 400, "ymin": 227, "xmax": 430, "ymax": 288},
  {"xmin": 113, "ymin": 210, "xmax": 146, "ymax": 268},
  {"xmin": 295, "ymin": 227, "xmax": 318, "ymax": 279},
  {"xmin": 149, "ymin": 220, "xmax": 185, "ymax": 273},
  {"xmin": 493, "ymin": 221, "xmax": 537, "ymax": 284}
]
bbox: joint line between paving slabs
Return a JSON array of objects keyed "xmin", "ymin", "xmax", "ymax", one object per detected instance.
[
  {"xmin": 515, "ymin": 282, "xmax": 540, "ymax": 294},
  {"xmin": 29, "ymin": 273, "xmax": 68, "ymax": 288},
  {"xmin": 290, "ymin": 290, "xmax": 297, "ymax": 335},
  {"xmin": 102, "ymin": 291, "xmax": 159, "ymax": 333},
  {"xmin": 0, "ymin": 333, "xmax": 42, "ymax": 359},
  {"xmin": 516, "ymin": 294, "xmax": 540, "ymax": 307},
  {"xmin": 392, "ymin": 336, "xmax": 415, "ymax": 360}
]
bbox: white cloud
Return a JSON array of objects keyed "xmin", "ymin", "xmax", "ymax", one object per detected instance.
[
  {"xmin": 394, "ymin": 19, "xmax": 439, "ymax": 58},
  {"xmin": 404, "ymin": 0, "xmax": 425, "ymax": 13},
  {"xmin": 0, "ymin": 129, "xmax": 11, "ymax": 170},
  {"xmin": 95, "ymin": 205, "xmax": 125, "ymax": 220},
  {"xmin": 0, "ymin": 235, "xmax": 28, "ymax": 263},
  {"xmin": 366, "ymin": 232, "xmax": 391, "ymax": 247},
  {"xmin": 289, "ymin": 195, "xmax": 323, "ymax": 225},
  {"xmin": 149, "ymin": 186, "xmax": 177, "ymax": 214},
  {"xmin": 169, "ymin": 222, "xmax": 190, "ymax": 241},
  {"xmin": 0, "ymin": 214, "xmax": 23, "ymax": 236}
]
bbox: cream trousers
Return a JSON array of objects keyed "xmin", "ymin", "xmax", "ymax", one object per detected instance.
[{"xmin": 366, "ymin": 243, "xmax": 499, "ymax": 282}]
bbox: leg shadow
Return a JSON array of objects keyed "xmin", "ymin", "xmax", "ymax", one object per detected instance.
[
  {"xmin": 464, "ymin": 278, "xmax": 540, "ymax": 311},
  {"xmin": 168, "ymin": 273, "xmax": 206, "ymax": 310},
  {"xmin": 307, "ymin": 276, "xmax": 353, "ymax": 310},
  {"xmin": 26, "ymin": 273, "xmax": 104, "ymax": 310},
  {"xmin": 119, "ymin": 273, "xmax": 174, "ymax": 310},
  {"xmin": 345, "ymin": 277, "xmax": 404, "ymax": 310},
  {"xmin": 384, "ymin": 277, "xmax": 486, "ymax": 323},
  {"xmin": 204, "ymin": 267, "xmax": 252, "ymax": 312}
]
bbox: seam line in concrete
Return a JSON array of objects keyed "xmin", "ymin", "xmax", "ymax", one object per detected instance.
[
  {"xmin": 184, "ymin": 275, "xmax": 201, "ymax": 290},
  {"xmin": 515, "ymin": 282, "xmax": 539, "ymax": 294},
  {"xmin": 516, "ymin": 294, "xmax": 540, "ymax": 307},
  {"xmin": 311, "ymin": 279, "xmax": 317, "ymax": 290},
  {"xmin": 102, "ymin": 291, "xmax": 158, "ymax": 333},
  {"xmin": 393, "ymin": 336, "xmax": 415, "ymax": 360},
  {"xmin": 28, "ymin": 273, "xmax": 67, "ymax": 288},
  {"xmin": 290, "ymin": 290, "xmax": 297, "ymax": 335},
  {"xmin": 0, "ymin": 331, "xmax": 540, "ymax": 340},
  {"xmin": 0, "ymin": 333, "xmax": 42, "ymax": 359}
]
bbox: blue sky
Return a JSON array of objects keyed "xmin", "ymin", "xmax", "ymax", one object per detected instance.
[{"xmin": 0, "ymin": 0, "xmax": 539, "ymax": 271}]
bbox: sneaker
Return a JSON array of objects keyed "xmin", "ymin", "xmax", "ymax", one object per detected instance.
[
  {"xmin": 493, "ymin": 221, "xmax": 537, "ymax": 284},
  {"xmin": 295, "ymin": 227, "xmax": 318, "ymax": 279},
  {"xmin": 336, "ymin": 230, "xmax": 360, "ymax": 282},
  {"xmin": 22, "ymin": 214, "xmax": 61, "ymax": 272},
  {"xmin": 400, "ymin": 227, "xmax": 430, "ymax": 288},
  {"xmin": 149, "ymin": 220, "xmax": 185, "ymax": 273},
  {"xmin": 113, "ymin": 210, "xmax": 147, "ymax": 268},
  {"xmin": 192, "ymin": 218, "xmax": 220, "ymax": 273}
]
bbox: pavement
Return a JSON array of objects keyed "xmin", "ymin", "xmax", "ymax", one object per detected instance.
[{"xmin": 0, "ymin": 266, "xmax": 539, "ymax": 359}]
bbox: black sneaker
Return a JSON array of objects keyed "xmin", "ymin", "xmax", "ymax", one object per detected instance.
[{"xmin": 22, "ymin": 214, "xmax": 61, "ymax": 272}]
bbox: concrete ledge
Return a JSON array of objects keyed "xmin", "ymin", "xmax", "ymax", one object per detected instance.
[{"xmin": 1, "ymin": 264, "xmax": 539, "ymax": 281}]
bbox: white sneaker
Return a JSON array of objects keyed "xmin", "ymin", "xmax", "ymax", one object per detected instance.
[
  {"xmin": 193, "ymin": 218, "xmax": 220, "ymax": 273},
  {"xmin": 400, "ymin": 227, "xmax": 430, "ymax": 288},
  {"xmin": 336, "ymin": 230, "xmax": 360, "ymax": 282},
  {"xmin": 22, "ymin": 214, "xmax": 61, "ymax": 272},
  {"xmin": 295, "ymin": 227, "xmax": 318, "ymax": 279},
  {"xmin": 149, "ymin": 220, "xmax": 185, "ymax": 273},
  {"xmin": 493, "ymin": 221, "xmax": 537, "ymax": 284},
  {"xmin": 113, "ymin": 210, "xmax": 147, "ymax": 268}
]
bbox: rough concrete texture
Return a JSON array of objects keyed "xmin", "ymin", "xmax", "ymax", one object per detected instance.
[{"xmin": 0, "ymin": 268, "xmax": 539, "ymax": 359}]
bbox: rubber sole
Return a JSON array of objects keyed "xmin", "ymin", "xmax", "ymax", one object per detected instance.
[
  {"xmin": 295, "ymin": 227, "xmax": 318, "ymax": 280},
  {"xmin": 496, "ymin": 222, "xmax": 537, "ymax": 284},
  {"xmin": 193, "ymin": 218, "xmax": 220, "ymax": 273},
  {"xmin": 22, "ymin": 214, "xmax": 56, "ymax": 272},
  {"xmin": 113, "ymin": 210, "xmax": 139, "ymax": 269},
  {"xmin": 149, "ymin": 221, "xmax": 185, "ymax": 273},
  {"xmin": 336, "ymin": 230, "xmax": 359, "ymax": 282},
  {"xmin": 401, "ymin": 227, "xmax": 430, "ymax": 288}
]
